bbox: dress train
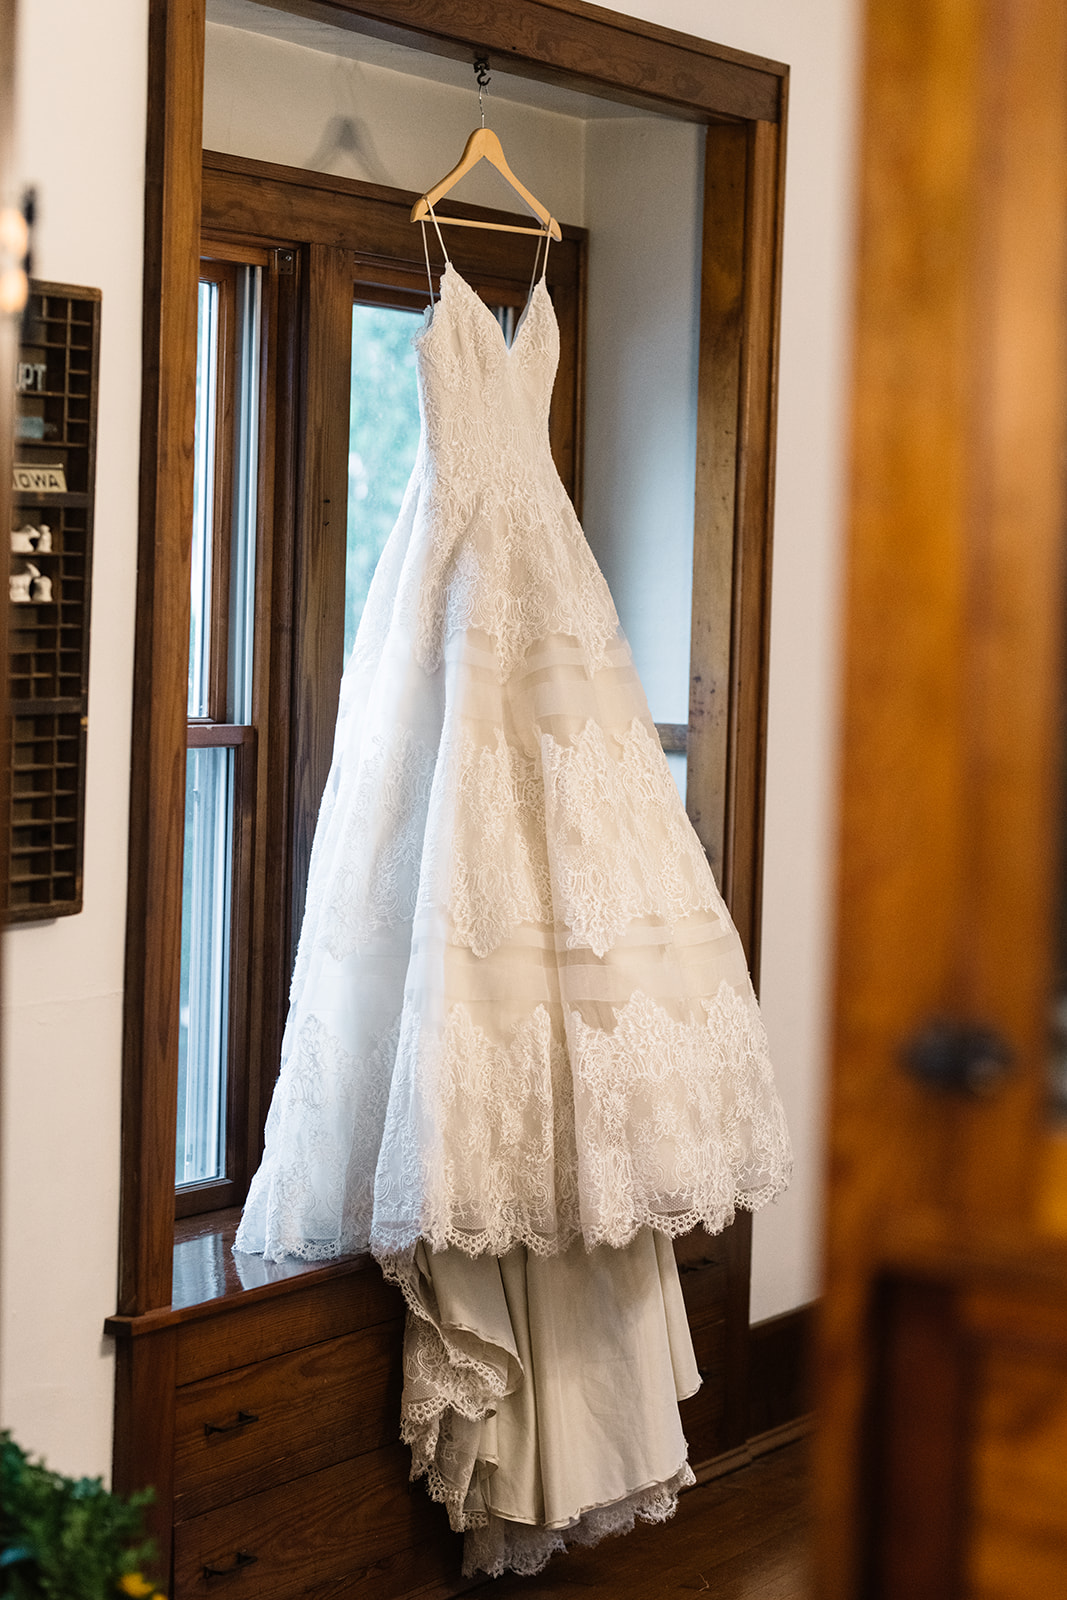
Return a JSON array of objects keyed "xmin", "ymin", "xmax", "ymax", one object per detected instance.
[{"xmin": 385, "ymin": 1229, "xmax": 699, "ymax": 1576}]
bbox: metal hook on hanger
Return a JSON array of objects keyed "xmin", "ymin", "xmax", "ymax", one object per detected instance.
[{"xmin": 473, "ymin": 54, "xmax": 491, "ymax": 128}]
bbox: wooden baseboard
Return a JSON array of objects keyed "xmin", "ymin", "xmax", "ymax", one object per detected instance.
[
  {"xmin": 690, "ymin": 1415, "xmax": 812, "ymax": 1487},
  {"xmin": 748, "ymin": 1302, "xmax": 816, "ymax": 1437},
  {"xmin": 686, "ymin": 1303, "xmax": 816, "ymax": 1487}
]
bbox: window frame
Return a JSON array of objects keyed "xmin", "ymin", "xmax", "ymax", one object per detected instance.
[
  {"xmin": 176, "ymin": 258, "xmax": 244, "ymax": 1217},
  {"xmin": 171, "ymin": 165, "xmax": 589, "ymax": 1227},
  {"xmin": 174, "ymin": 238, "xmax": 299, "ymax": 1219},
  {"xmin": 192, "ymin": 259, "xmax": 237, "ymax": 726},
  {"xmin": 120, "ymin": 5, "xmax": 786, "ymax": 1323}
]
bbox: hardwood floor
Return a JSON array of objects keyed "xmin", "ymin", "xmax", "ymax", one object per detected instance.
[{"xmin": 471, "ymin": 1439, "xmax": 811, "ymax": 1599}]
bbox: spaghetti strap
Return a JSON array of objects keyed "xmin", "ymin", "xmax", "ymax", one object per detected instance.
[
  {"xmin": 420, "ymin": 220, "xmax": 436, "ymax": 301},
  {"xmin": 427, "ymin": 203, "xmax": 451, "ymax": 265},
  {"xmin": 421, "ymin": 203, "xmax": 452, "ymax": 302},
  {"xmin": 526, "ymin": 226, "xmax": 552, "ymax": 299}
]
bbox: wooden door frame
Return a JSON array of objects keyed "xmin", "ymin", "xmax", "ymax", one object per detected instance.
[
  {"xmin": 818, "ymin": 1, "xmax": 1067, "ymax": 1595},
  {"xmin": 120, "ymin": 0, "xmax": 788, "ymax": 1326}
]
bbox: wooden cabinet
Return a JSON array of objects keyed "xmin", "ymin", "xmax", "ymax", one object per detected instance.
[
  {"xmin": 173, "ymin": 1450, "xmax": 449, "ymax": 1600},
  {"xmin": 108, "ymin": 1220, "xmax": 469, "ymax": 1600},
  {"xmin": 676, "ymin": 1218, "xmax": 749, "ymax": 1464},
  {"xmin": 108, "ymin": 1214, "xmax": 758, "ymax": 1598},
  {"xmin": 172, "ymin": 1325, "xmax": 401, "ymax": 1519}
]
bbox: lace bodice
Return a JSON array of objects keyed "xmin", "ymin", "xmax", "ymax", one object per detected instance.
[
  {"xmin": 415, "ymin": 265, "xmax": 558, "ymax": 478},
  {"xmin": 344, "ymin": 256, "xmax": 621, "ymax": 683}
]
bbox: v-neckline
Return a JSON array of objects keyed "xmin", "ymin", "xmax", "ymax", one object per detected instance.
[{"xmin": 438, "ymin": 261, "xmax": 547, "ymax": 357}]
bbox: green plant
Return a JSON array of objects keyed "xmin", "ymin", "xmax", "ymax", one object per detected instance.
[{"xmin": 0, "ymin": 1433, "xmax": 163, "ymax": 1599}]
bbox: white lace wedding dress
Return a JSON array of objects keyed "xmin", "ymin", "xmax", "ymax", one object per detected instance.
[{"xmin": 235, "ymin": 212, "xmax": 791, "ymax": 1577}]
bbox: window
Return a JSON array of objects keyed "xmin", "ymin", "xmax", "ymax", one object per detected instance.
[
  {"xmin": 175, "ymin": 170, "xmax": 587, "ymax": 1218},
  {"xmin": 177, "ymin": 260, "xmax": 261, "ymax": 1214}
]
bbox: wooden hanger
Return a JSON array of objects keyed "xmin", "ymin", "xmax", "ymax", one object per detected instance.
[{"xmin": 411, "ymin": 127, "xmax": 563, "ymax": 242}]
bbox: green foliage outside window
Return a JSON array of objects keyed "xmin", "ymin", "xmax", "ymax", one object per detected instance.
[{"xmin": 345, "ymin": 303, "xmax": 424, "ymax": 660}]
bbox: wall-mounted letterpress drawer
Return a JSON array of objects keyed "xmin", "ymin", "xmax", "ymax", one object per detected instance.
[
  {"xmin": 172, "ymin": 1446, "xmax": 461, "ymax": 1600},
  {"xmin": 174, "ymin": 1321, "xmax": 403, "ymax": 1520}
]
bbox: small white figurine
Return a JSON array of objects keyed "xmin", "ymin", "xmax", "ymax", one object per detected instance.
[
  {"xmin": 10, "ymin": 562, "xmax": 34, "ymax": 603},
  {"xmin": 10, "ymin": 524, "xmax": 36, "ymax": 553},
  {"xmin": 30, "ymin": 569, "xmax": 52, "ymax": 603},
  {"xmin": 35, "ymin": 525, "xmax": 52, "ymax": 553}
]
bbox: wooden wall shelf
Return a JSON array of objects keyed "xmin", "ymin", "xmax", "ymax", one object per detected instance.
[{"xmin": 8, "ymin": 279, "xmax": 99, "ymax": 921}]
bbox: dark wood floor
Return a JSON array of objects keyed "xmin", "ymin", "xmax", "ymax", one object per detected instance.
[{"xmin": 473, "ymin": 1439, "xmax": 810, "ymax": 1599}]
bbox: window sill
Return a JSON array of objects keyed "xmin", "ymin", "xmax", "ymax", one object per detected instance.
[{"xmin": 104, "ymin": 1209, "xmax": 377, "ymax": 1340}]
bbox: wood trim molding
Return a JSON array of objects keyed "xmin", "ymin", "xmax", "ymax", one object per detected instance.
[
  {"xmin": 201, "ymin": 149, "xmax": 586, "ymax": 268},
  {"xmin": 688, "ymin": 114, "xmax": 785, "ymax": 977},
  {"xmin": 264, "ymin": 0, "xmax": 785, "ymax": 122},
  {"xmin": 748, "ymin": 1303, "xmax": 815, "ymax": 1439},
  {"xmin": 287, "ymin": 243, "xmax": 354, "ymax": 945},
  {"xmin": 112, "ymin": 1327, "xmax": 178, "ymax": 1574},
  {"xmin": 119, "ymin": 0, "xmax": 205, "ymax": 1317}
]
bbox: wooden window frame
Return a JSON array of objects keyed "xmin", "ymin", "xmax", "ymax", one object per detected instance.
[
  {"xmin": 175, "ymin": 259, "xmax": 240, "ymax": 1218},
  {"xmin": 194, "ymin": 260, "xmax": 237, "ymax": 726},
  {"xmin": 170, "ymin": 160, "xmax": 587, "ymax": 1228},
  {"xmin": 175, "ymin": 721, "xmax": 256, "ymax": 1220},
  {"xmin": 121, "ymin": 0, "xmax": 787, "ymax": 1339},
  {"xmin": 174, "ymin": 249, "xmax": 281, "ymax": 1221}
]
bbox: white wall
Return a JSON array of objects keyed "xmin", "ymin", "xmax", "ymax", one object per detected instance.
[
  {"xmin": 581, "ymin": 117, "xmax": 703, "ymax": 801},
  {"xmin": 605, "ymin": 1, "xmax": 860, "ymax": 1322},
  {"xmin": 204, "ymin": 24, "xmax": 585, "ymax": 223},
  {"xmin": 1, "ymin": 0, "xmax": 858, "ymax": 1479},
  {"xmin": 1, "ymin": 1, "xmax": 147, "ymax": 1478}
]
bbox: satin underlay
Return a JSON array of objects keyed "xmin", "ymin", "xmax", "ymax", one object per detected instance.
[{"xmin": 383, "ymin": 1228, "xmax": 700, "ymax": 1577}]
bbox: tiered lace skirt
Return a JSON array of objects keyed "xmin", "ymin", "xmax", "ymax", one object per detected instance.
[{"xmin": 236, "ymin": 461, "xmax": 791, "ymax": 1574}]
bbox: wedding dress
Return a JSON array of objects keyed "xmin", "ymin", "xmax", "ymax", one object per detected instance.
[{"xmin": 235, "ymin": 209, "xmax": 791, "ymax": 1577}]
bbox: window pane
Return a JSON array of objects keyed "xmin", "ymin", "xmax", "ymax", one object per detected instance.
[
  {"xmin": 189, "ymin": 279, "xmax": 219, "ymax": 718},
  {"xmin": 346, "ymin": 302, "xmax": 423, "ymax": 659},
  {"xmin": 176, "ymin": 744, "xmax": 233, "ymax": 1186},
  {"xmin": 229, "ymin": 267, "xmax": 261, "ymax": 724}
]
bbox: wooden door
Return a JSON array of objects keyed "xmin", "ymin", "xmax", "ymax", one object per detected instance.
[{"xmin": 816, "ymin": 2, "xmax": 1067, "ymax": 1597}]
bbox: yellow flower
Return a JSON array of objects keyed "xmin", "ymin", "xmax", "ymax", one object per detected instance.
[{"xmin": 117, "ymin": 1575, "xmax": 161, "ymax": 1599}]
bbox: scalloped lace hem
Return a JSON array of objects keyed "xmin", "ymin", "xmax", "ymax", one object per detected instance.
[
  {"xmin": 369, "ymin": 1182, "xmax": 786, "ymax": 1264},
  {"xmin": 370, "ymin": 978, "xmax": 792, "ymax": 1262},
  {"xmin": 462, "ymin": 1461, "xmax": 696, "ymax": 1578},
  {"xmin": 379, "ymin": 1250, "xmax": 513, "ymax": 1426}
]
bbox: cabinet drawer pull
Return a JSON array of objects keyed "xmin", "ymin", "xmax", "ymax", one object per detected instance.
[
  {"xmin": 202, "ymin": 1550, "xmax": 258, "ymax": 1580},
  {"xmin": 203, "ymin": 1410, "xmax": 259, "ymax": 1438}
]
